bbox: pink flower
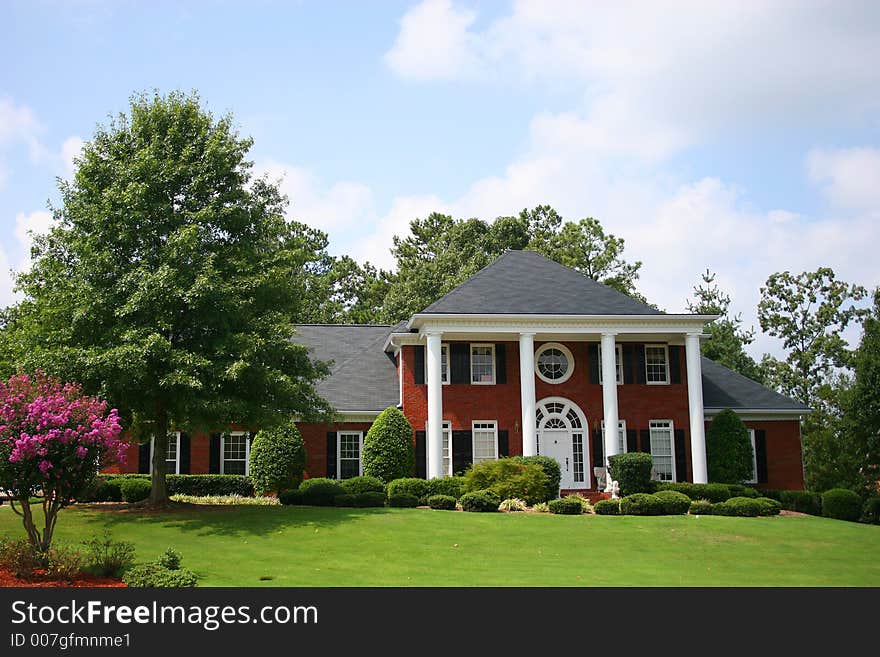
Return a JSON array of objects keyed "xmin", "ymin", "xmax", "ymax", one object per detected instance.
[
  {"xmin": 39, "ymin": 459, "xmax": 53, "ymax": 474},
  {"xmin": 75, "ymin": 446, "xmax": 88, "ymax": 459}
]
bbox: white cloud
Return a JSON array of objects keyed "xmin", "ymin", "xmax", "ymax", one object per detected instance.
[
  {"xmin": 59, "ymin": 136, "xmax": 84, "ymax": 178},
  {"xmin": 807, "ymin": 147, "xmax": 880, "ymax": 210},
  {"xmin": 14, "ymin": 210, "xmax": 54, "ymax": 272}
]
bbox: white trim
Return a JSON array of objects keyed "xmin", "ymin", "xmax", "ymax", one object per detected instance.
[
  {"xmin": 535, "ymin": 397, "xmax": 591, "ymax": 489},
  {"xmin": 471, "ymin": 420, "xmax": 499, "ymax": 464},
  {"xmin": 648, "ymin": 419, "xmax": 676, "ymax": 483},
  {"xmin": 534, "ymin": 342, "xmax": 575, "ymax": 384},
  {"xmin": 644, "ymin": 344, "xmax": 670, "ymax": 385},
  {"xmin": 746, "ymin": 428, "xmax": 758, "ymax": 484},
  {"xmin": 704, "ymin": 408, "xmax": 808, "ymax": 420},
  {"xmin": 470, "ymin": 343, "xmax": 496, "ymax": 385},
  {"xmin": 598, "ymin": 343, "xmax": 624, "ymax": 385},
  {"xmin": 398, "ymin": 348, "xmax": 404, "ymax": 407},
  {"xmin": 440, "ymin": 343, "xmax": 450, "ymax": 385},
  {"xmin": 442, "ymin": 421, "xmax": 452, "ymax": 477},
  {"xmin": 601, "ymin": 420, "xmax": 627, "ymax": 454},
  {"xmin": 220, "ymin": 431, "xmax": 251, "ymax": 476},
  {"xmin": 409, "ymin": 313, "xmax": 719, "ymax": 333},
  {"xmin": 149, "ymin": 432, "xmax": 181, "ymax": 475},
  {"xmin": 336, "ymin": 430, "xmax": 364, "ymax": 480}
]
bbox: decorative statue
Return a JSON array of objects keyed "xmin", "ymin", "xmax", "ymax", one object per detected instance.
[{"xmin": 610, "ymin": 480, "xmax": 620, "ymax": 499}]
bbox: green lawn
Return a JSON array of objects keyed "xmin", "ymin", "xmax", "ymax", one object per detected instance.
[{"xmin": 2, "ymin": 504, "xmax": 878, "ymax": 586}]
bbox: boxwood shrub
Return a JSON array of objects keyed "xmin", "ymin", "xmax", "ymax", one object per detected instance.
[
  {"xmin": 123, "ymin": 563, "xmax": 198, "ymax": 588},
  {"xmin": 608, "ymin": 452, "xmax": 654, "ymax": 496},
  {"xmin": 459, "ymin": 490, "xmax": 501, "ymax": 512},
  {"xmin": 248, "ymin": 421, "xmax": 306, "ymax": 495},
  {"xmin": 463, "ymin": 458, "xmax": 550, "ymax": 505},
  {"xmin": 354, "ymin": 491, "xmax": 387, "ymax": 508},
  {"xmin": 298, "ymin": 478, "xmax": 345, "ymax": 506},
  {"xmin": 341, "ymin": 476, "xmax": 386, "ymax": 495},
  {"xmin": 756, "ymin": 497, "xmax": 782, "ymax": 516},
  {"xmin": 387, "ymin": 478, "xmax": 430, "ymax": 503},
  {"xmin": 862, "ymin": 497, "xmax": 880, "ymax": 524},
  {"xmin": 654, "ymin": 482, "xmax": 731, "ymax": 502},
  {"xmin": 120, "ymin": 478, "xmax": 151, "ymax": 503},
  {"xmin": 278, "ymin": 489, "xmax": 304, "ymax": 505},
  {"xmin": 652, "ymin": 490, "xmax": 691, "ymax": 515},
  {"xmin": 548, "ymin": 497, "xmax": 583, "ymax": 515},
  {"xmin": 727, "ymin": 484, "xmax": 760, "ymax": 498},
  {"xmin": 689, "ymin": 500, "xmax": 714, "ymax": 515},
  {"xmin": 387, "ymin": 493, "xmax": 419, "ymax": 508},
  {"xmin": 427, "ymin": 494, "xmax": 457, "ymax": 510},
  {"xmin": 758, "ymin": 489, "xmax": 783, "ymax": 502},
  {"xmin": 594, "ymin": 499, "xmax": 620, "ymax": 515},
  {"xmin": 821, "ymin": 488, "xmax": 862, "ymax": 522},
  {"xmin": 512, "ymin": 455, "xmax": 561, "ymax": 500},
  {"xmin": 779, "ymin": 490, "xmax": 821, "ymax": 515},
  {"xmin": 724, "ymin": 496, "xmax": 765, "ymax": 517},
  {"xmin": 427, "ymin": 477, "xmax": 466, "ymax": 501},
  {"xmin": 333, "ymin": 494, "xmax": 357, "ymax": 507},
  {"xmin": 619, "ymin": 493, "xmax": 664, "ymax": 516},
  {"xmin": 362, "ymin": 407, "xmax": 415, "ymax": 482}
]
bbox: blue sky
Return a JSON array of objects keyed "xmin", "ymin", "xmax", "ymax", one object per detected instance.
[{"xmin": 2, "ymin": 1, "xmax": 879, "ymax": 357}]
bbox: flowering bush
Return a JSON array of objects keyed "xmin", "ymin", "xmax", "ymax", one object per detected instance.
[{"xmin": 0, "ymin": 372, "xmax": 125, "ymax": 551}]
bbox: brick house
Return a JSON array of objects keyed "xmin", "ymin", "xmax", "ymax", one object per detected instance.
[{"xmin": 114, "ymin": 250, "xmax": 808, "ymax": 491}]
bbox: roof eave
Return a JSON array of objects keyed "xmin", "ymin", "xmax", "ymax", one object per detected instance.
[{"xmin": 407, "ymin": 313, "xmax": 719, "ymax": 331}]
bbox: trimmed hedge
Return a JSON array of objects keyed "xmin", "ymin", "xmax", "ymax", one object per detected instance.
[
  {"xmin": 619, "ymin": 493, "xmax": 664, "ymax": 516},
  {"xmin": 362, "ymin": 407, "xmax": 415, "ymax": 482},
  {"xmin": 756, "ymin": 497, "xmax": 782, "ymax": 516},
  {"xmin": 427, "ymin": 477, "xmax": 466, "ymax": 501},
  {"xmin": 354, "ymin": 491, "xmax": 387, "ymax": 508},
  {"xmin": 653, "ymin": 490, "xmax": 691, "ymax": 515},
  {"xmin": 341, "ymin": 476, "xmax": 386, "ymax": 495},
  {"xmin": 779, "ymin": 490, "xmax": 821, "ymax": 515},
  {"xmin": 459, "ymin": 490, "xmax": 501, "ymax": 513},
  {"xmin": 248, "ymin": 421, "xmax": 306, "ymax": 495},
  {"xmin": 513, "ymin": 455, "xmax": 561, "ymax": 500},
  {"xmin": 120, "ymin": 478, "xmax": 151, "ymax": 502},
  {"xmin": 689, "ymin": 500, "xmax": 713, "ymax": 515},
  {"xmin": 464, "ymin": 458, "xmax": 550, "ymax": 505},
  {"xmin": 594, "ymin": 499, "xmax": 620, "ymax": 515},
  {"xmin": 298, "ymin": 478, "xmax": 345, "ymax": 506},
  {"xmin": 334, "ymin": 494, "xmax": 357, "ymax": 507},
  {"xmin": 548, "ymin": 497, "xmax": 583, "ymax": 515},
  {"xmin": 167, "ymin": 475, "xmax": 254, "ymax": 497},
  {"xmin": 727, "ymin": 484, "xmax": 760, "ymax": 498},
  {"xmin": 427, "ymin": 494, "xmax": 457, "ymax": 510},
  {"xmin": 863, "ymin": 497, "xmax": 880, "ymax": 524},
  {"xmin": 720, "ymin": 496, "xmax": 764, "ymax": 517},
  {"xmin": 608, "ymin": 452, "xmax": 654, "ymax": 496},
  {"xmin": 123, "ymin": 563, "xmax": 198, "ymax": 588},
  {"xmin": 821, "ymin": 488, "xmax": 862, "ymax": 522},
  {"xmin": 278, "ymin": 489, "xmax": 303, "ymax": 505},
  {"xmin": 387, "ymin": 478, "xmax": 430, "ymax": 503},
  {"xmin": 655, "ymin": 482, "xmax": 731, "ymax": 503},
  {"xmin": 388, "ymin": 493, "xmax": 419, "ymax": 508},
  {"xmin": 758, "ymin": 489, "xmax": 783, "ymax": 502}
]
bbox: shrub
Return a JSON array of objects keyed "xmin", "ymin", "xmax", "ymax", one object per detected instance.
[
  {"xmin": 82, "ymin": 531, "xmax": 136, "ymax": 577},
  {"xmin": 758, "ymin": 489, "xmax": 783, "ymax": 502},
  {"xmin": 548, "ymin": 497, "xmax": 583, "ymax": 515},
  {"xmin": 862, "ymin": 497, "xmax": 880, "ymax": 524},
  {"xmin": 655, "ymin": 482, "xmax": 732, "ymax": 502},
  {"xmin": 721, "ymin": 497, "xmax": 765, "ymax": 517},
  {"xmin": 79, "ymin": 477, "xmax": 123, "ymax": 502},
  {"xmin": 298, "ymin": 479, "xmax": 345, "ymax": 506},
  {"xmin": 779, "ymin": 490, "xmax": 821, "ymax": 515},
  {"xmin": 123, "ymin": 563, "xmax": 198, "ymax": 588},
  {"xmin": 278, "ymin": 489, "xmax": 304, "ymax": 505},
  {"xmin": 459, "ymin": 490, "xmax": 501, "ymax": 512},
  {"xmin": 427, "ymin": 476, "xmax": 467, "ymax": 500},
  {"xmin": 46, "ymin": 545, "xmax": 84, "ymax": 582},
  {"xmin": 120, "ymin": 478, "xmax": 151, "ymax": 503},
  {"xmin": 388, "ymin": 493, "xmax": 419, "ymax": 508},
  {"xmin": 0, "ymin": 537, "xmax": 41, "ymax": 578},
  {"xmin": 653, "ymin": 490, "xmax": 691, "ymax": 515},
  {"xmin": 513, "ymin": 455, "xmax": 561, "ymax": 500},
  {"xmin": 464, "ymin": 458, "xmax": 550, "ymax": 505},
  {"xmin": 689, "ymin": 500, "xmax": 714, "ymax": 515},
  {"xmin": 342, "ymin": 476, "xmax": 386, "ymax": 495},
  {"xmin": 387, "ymin": 478, "xmax": 430, "ymax": 503},
  {"xmin": 706, "ymin": 409, "xmax": 754, "ymax": 484},
  {"xmin": 756, "ymin": 497, "xmax": 782, "ymax": 516},
  {"xmin": 619, "ymin": 493, "xmax": 664, "ymax": 516},
  {"xmin": 248, "ymin": 422, "xmax": 306, "ymax": 495},
  {"xmin": 428, "ymin": 494, "xmax": 458, "ymax": 510},
  {"xmin": 727, "ymin": 484, "xmax": 760, "ymax": 498},
  {"xmin": 821, "ymin": 488, "xmax": 862, "ymax": 522},
  {"xmin": 594, "ymin": 499, "xmax": 620, "ymax": 515},
  {"xmin": 157, "ymin": 548, "xmax": 182, "ymax": 571},
  {"xmin": 498, "ymin": 498, "xmax": 528, "ymax": 512},
  {"xmin": 354, "ymin": 492, "xmax": 386, "ymax": 508},
  {"xmin": 169, "ymin": 474, "xmax": 254, "ymax": 497},
  {"xmin": 170, "ymin": 494, "xmax": 278, "ymax": 505},
  {"xmin": 334, "ymin": 494, "xmax": 357, "ymax": 507},
  {"xmin": 607, "ymin": 452, "xmax": 654, "ymax": 496},
  {"xmin": 710, "ymin": 502, "xmax": 734, "ymax": 516},
  {"xmin": 531, "ymin": 502, "xmax": 550, "ymax": 513},
  {"xmin": 362, "ymin": 407, "xmax": 415, "ymax": 482}
]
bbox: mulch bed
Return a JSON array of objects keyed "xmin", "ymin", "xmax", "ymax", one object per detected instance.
[{"xmin": 0, "ymin": 567, "xmax": 126, "ymax": 588}]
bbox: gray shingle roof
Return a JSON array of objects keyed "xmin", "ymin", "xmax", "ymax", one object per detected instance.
[
  {"xmin": 293, "ymin": 325, "xmax": 399, "ymax": 412},
  {"xmin": 420, "ymin": 249, "xmax": 663, "ymax": 315},
  {"xmin": 701, "ymin": 357, "xmax": 809, "ymax": 412}
]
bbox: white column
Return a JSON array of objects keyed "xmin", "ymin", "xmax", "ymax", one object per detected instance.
[
  {"xmin": 601, "ymin": 333, "xmax": 620, "ymax": 486},
  {"xmin": 685, "ymin": 333, "xmax": 708, "ymax": 484},
  {"xmin": 425, "ymin": 332, "xmax": 444, "ymax": 480},
  {"xmin": 519, "ymin": 332, "xmax": 537, "ymax": 457}
]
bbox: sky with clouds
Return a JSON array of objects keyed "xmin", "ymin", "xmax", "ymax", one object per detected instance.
[{"xmin": 1, "ymin": 0, "xmax": 878, "ymax": 358}]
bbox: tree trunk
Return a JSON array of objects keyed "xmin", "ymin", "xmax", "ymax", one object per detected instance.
[{"xmin": 149, "ymin": 406, "xmax": 170, "ymax": 505}]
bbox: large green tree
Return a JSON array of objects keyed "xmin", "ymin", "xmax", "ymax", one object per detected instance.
[{"xmin": 2, "ymin": 91, "xmax": 332, "ymax": 504}]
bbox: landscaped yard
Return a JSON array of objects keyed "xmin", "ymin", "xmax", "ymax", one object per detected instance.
[{"xmin": 1, "ymin": 504, "xmax": 878, "ymax": 586}]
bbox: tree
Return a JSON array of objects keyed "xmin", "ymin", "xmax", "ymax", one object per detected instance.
[
  {"xmin": 1, "ymin": 91, "xmax": 331, "ymax": 504},
  {"xmin": 300, "ymin": 256, "xmax": 391, "ymax": 325},
  {"xmin": 249, "ymin": 421, "xmax": 307, "ymax": 495},
  {"xmin": 0, "ymin": 372, "xmax": 125, "ymax": 550},
  {"xmin": 706, "ymin": 409, "xmax": 755, "ymax": 484},
  {"xmin": 687, "ymin": 269, "xmax": 765, "ymax": 383},
  {"xmin": 362, "ymin": 407, "xmax": 415, "ymax": 482}
]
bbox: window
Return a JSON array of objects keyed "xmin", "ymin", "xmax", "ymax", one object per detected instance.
[
  {"xmin": 150, "ymin": 432, "xmax": 180, "ymax": 474},
  {"xmin": 470, "ymin": 344, "xmax": 496, "ymax": 384},
  {"xmin": 598, "ymin": 344, "xmax": 624, "ymax": 385},
  {"xmin": 221, "ymin": 432, "xmax": 250, "ymax": 475},
  {"xmin": 649, "ymin": 420, "xmax": 675, "ymax": 482},
  {"xmin": 441, "ymin": 344, "xmax": 450, "ymax": 384},
  {"xmin": 746, "ymin": 429, "xmax": 758, "ymax": 484},
  {"xmin": 601, "ymin": 420, "xmax": 627, "ymax": 454},
  {"xmin": 535, "ymin": 342, "xmax": 574, "ymax": 384},
  {"xmin": 337, "ymin": 431, "xmax": 363, "ymax": 480},
  {"xmin": 645, "ymin": 345, "xmax": 670, "ymax": 384},
  {"xmin": 472, "ymin": 421, "xmax": 498, "ymax": 464},
  {"xmin": 442, "ymin": 421, "xmax": 452, "ymax": 476}
]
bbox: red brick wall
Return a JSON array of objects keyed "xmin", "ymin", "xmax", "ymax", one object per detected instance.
[{"xmin": 298, "ymin": 422, "xmax": 375, "ymax": 479}]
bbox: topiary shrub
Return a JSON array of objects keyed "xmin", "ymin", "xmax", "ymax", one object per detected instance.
[
  {"xmin": 548, "ymin": 497, "xmax": 583, "ymax": 515},
  {"xmin": 427, "ymin": 494, "xmax": 457, "ymax": 510},
  {"xmin": 513, "ymin": 455, "xmax": 561, "ymax": 500},
  {"xmin": 248, "ymin": 421, "xmax": 306, "ymax": 495},
  {"xmin": 721, "ymin": 496, "xmax": 764, "ymax": 517},
  {"xmin": 120, "ymin": 478, "xmax": 151, "ymax": 502},
  {"xmin": 362, "ymin": 407, "xmax": 415, "ymax": 482},
  {"xmin": 354, "ymin": 492, "xmax": 386, "ymax": 508},
  {"xmin": 427, "ymin": 476, "xmax": 466, "ymax": 500},
  {"xmin": 756, "ymin": 497, "xmax": 782, "ymax": 516},
  {"xmin": 689, "ymin": 500, "xmax": 714, "ymax": 515},
  {"xmin": 594, "ymin": 499, "xmax": 620, "ymax": 515},
  {"xmin": 334, "ymin": 494, "xmax": 357, "ymax": 507},
  {"xmin": 341, "ymin": 476, "xmax": 386, "ymax": 496},
  {"xmin": 387, "ymin": 478, "xmax": 430, "ymax": 503},
  {"xmin": 278, "ymin": 489, "xmax": 304, "ymax": 505},
  {"xmin": 388, "ymin": 493, "xmax": 419, "ymax": 508},
  {"xmin": 706, "ymin": 409, "xmax": 755, "ymax": 484},
  {"xmin": 862, "ymin": 497, "xmax": 880, "ymax": 524},
  {"xmin": 459, "ymin": 490, "xmax": 501, "ymax": 512},
  {"xmin": 298, "ymin": 478, "xmax": 345, "ymax": 506},
  {"xmin": 463, "ymin": 458, "xmax": 550, "ymax": 505},
  {"xmin": 653, "ymin": 490, "xmax": 691, "ymax": 515},
  {"xmin": 619, "ymin": 493, "xmax": 665, "ymax": 516},
  {"xmin": 607, "ymin": 452, "xmax": 654, "ymax": 496},
  {"xmin": 780, "ymin": 490, "xmax": 821, "ymax": 515},
  {"xmin": 821, "ymin": 488, "xmax": 862, "ymax": 522}
]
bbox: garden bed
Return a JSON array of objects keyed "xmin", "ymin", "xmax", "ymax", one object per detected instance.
[{"xmin": 0, "ymin": 567, "xmax": 126, "ymax": 588}]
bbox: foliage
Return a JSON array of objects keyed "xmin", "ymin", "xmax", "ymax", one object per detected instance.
[
  {"xmin": 1, "ymin": 91, "xmax": 332, "ymax": 504},
  {"xmin": 428, "ymin": 494, "xmax": 458, "ymax": 510},
  {"xmin": 727, "ymin": 484, "xmax": 760, "ymax": 498},
  {"xmin": 300, "ymin": 255, "xmax": 391, "ymax": 325},
  {"xmin": 170, "ymin": 494, "xmax": 278, "ymax": 505},
  {"xmin": 513, "ymin": 455, "xmax": 561, "ymax": 500},
  {"xmin": 166, "ymin": 475, "xmax": 254, "ymax": 497},
  {"xmin": 463, "ymin": 458, "xmax": 550, "ymax": 505},
  {"xmin": 459, "ymin": 490, "xmax": 501, "ymax": 512},
  {"xmin": 594, "ymin": 499, "xmax": 620, "ymax": 515},
  {"xmin": 298, "ymin": 479, "xmax": 345, "ymax": 506},
  {"xmin": 334, "ymin": 494, "xmax": 356, "ymax": 507},
  {"xmin": 862, "ymin": 497, "xmax": 880, "ymax": 524},
  {"xmin": 653, "ymin": 490, "xmax": 692, "ymax": 515},
  {"xmin": 564, "ymin": 495, "xmax": 593, "ymax": 513},
  {"xmin": 427, "ymin": 476, "xmax": 466, "ymax": 500},
  {"xmin": 755, "ymin": 497, "xmax": 782, "ymax": 516},
  {"xmin": 0, "ymin": 537, "xmax": 42, "ymax": 578},
  {"xmin": 278, "ymin": 489, "xmax": 304, "ymax": 506},
  {"xmin": 531, "ymin": 502, "xmax": 550, "ymax": 513},
  {"xmin": 607, "ymin": 452, "xmax": 654, "ymax": 496},
  {"xmin": 387, "ymin": 493, "xmax": 419, "ymax": 508},
  {"xmin": 689, "ymin": 500, "xmax": 714, "ymax": 515},
  {"xmin": 655, "ymin": 482, "xmax": 731, "ymax": 503},
  {"xmin": 706, "ymin": 410, "xmax": 755, "ymax": 484},
  {"xmin": 715, "ymin": 497, "xmax": 765, "ymax": 517},
  {"xmin": 619, "ymin": 493, "xmax": 665, "ymax": 516},
  {"xmin": 45, "ymin": 544, "xmax": 84, "ymax": 582},
  {"xmin": 779, "ymin": 490, "xmax": 821, "ymax": 515},
  {"xmin": 498, "ymin": 497, "xmax": 528, "ymax": 512},
  {"xmin": 386, "ymin": 478, "xmax": 430, "ymax": 502},
  {"xmin": 123, "ymin": 562, "xmax": 197, "ymax": 588},
  {"xmin": 157, "ymin": 548, "xmax": 182, "ymax": 570},
  {"xmin": 353, "ymin": 492, "xmax": 387, "ymax": 508},
  {"xmin": 120, "ymin": 478, "xmax": 151, "ymax": 502},
  {"xmin": 548, "ymin": 497, "xmax": 584, "ymax": 515},
  {"xmin": 0, "ymin": 372, "xmax": 124, "ymax": 551},
  {"xmin": 249, "ymin": 422, "xmax": 306, "ymax": 495},
  {"xmin": 80, "ymin": 478, "xmax": 124, "ymax": 502},
  {"xmin": 362, "ymin": 407, "xmax": 415, "ymax": 482},
  {"xmin": 821, "ymin": 488, "xmax": 862, "ymax": 522},
  {"xmin": 341, "ymin": 475, "xmax": 386, "ymax": 496},
  {"xmin": 82, "ymin": 531, "xmax": 136, "ymax": 577}
]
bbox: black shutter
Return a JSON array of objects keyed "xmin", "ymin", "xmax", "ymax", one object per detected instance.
[
  {"xmin": 452, "ymin": 430, "xmax": 472, "ymax": 474},
  {"xmin": 669, "ymin": 346, "xmax": 682, "ymax": 384},
  {"xmin": 755, "ymin": 429, "xmax": 768, "ymax": 484},
  {"xmin": 414, "ymin": 345, "xmax": 425, "ymax": 385},
  {"xmin": 450, "ymin": 343, "xmax": 470, "ymax": 384},
  {"xmin": 640, "ymin": 429, "xmax": 651, "ymax": 454},
  {"xmin": 138, "ymin": 442, "xmax": 151, "ymax": 474},
  {"xmin": 674, "ymin": 429, "xmax": 687, "ymax": 482},
  {"xmin": 209, "ymin": 434, "xmax": 221, "ymax": 474},
  {"xmin": 495, "ymin": 344, "xmax": 507, "ymax": 384},
  {"xmin": 498, "ymin": 430, "xmax": 509, "ymax": 457},
  {"xmin": 626, "ymin": 428, "xmax": 638, "ymax": 453},
  {"xmin": 592, "ymin": 428, "xmax": 604, "ymax": 467},
  {"xmin": 415, "ymin": 431, "xmax": 427, "ymax": 478},
  {"xmin": 179, "ymin": 433, "xmax": 191, "ymax": 474},
  {"xmin": 326, "ymin": 432, "xmax": 337, "ymax": 479},
  {"xmin": 589, "ymin": 344, "xmax": 600, "ymax": 385},
  {"xmin": 636, "ymin": 345, "xmax": 646, "ymax": 384},
  {"xmin": 622, "ymin": 345, "xmax": 635, "ymax": 385}
]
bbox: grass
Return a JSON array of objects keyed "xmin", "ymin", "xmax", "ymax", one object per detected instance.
[{"xmin": 1, "ymin": 504, "xmax": 878, "ymax": 586}]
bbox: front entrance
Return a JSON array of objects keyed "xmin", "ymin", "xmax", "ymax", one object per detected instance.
[{"xmin": 536, "ymin": 398, "xmax": 590, "ymax": 490}]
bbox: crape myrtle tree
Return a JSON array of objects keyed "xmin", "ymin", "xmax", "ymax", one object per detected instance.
[{"xmin": 3, "ymin": 91, "xmax": 332, "ymax": 504}]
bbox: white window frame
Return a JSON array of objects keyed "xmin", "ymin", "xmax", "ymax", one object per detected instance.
[
  {"xmin": 534, "ymin": 342, "xmax": 575, "ymax": 384},
  {"xmin": 220, "ymin": 431, "xmax": 251, "ymax": 476},
  {"xmin": 149, "ymin": 432, "xmax": 181, "ymax": 475},
  {"xmin": 645, "ymin": 344, "xmax": 670, "ymax": 385},
  {"xmin": 601, "ymin": 420, "xmax": 628, "ymax": 454},
  {"xmin": 471, "ymin": 420, "xmax": 499, "ymax": 464},
  {"xmin": 442, "ymin": 421, "xmax": 452, "ymax": 476},
  {"xmin": 470, "ymin": 343, "xmax": 496, "ymax": 385},
  {"xmin": 746, "ymin": 428, "xmax": 758, "ymax": 484},
  {"xmin": 336, "ymin": 430, "xmax": 364, "ymax": 480},
  {"xmin": 441, "ymin": 343, "xmax": 450, "ymax": 385},
  {"xmin": 598, "ymin": 343, "xmax": 624, "ymax": 385},
  {"xmin": 648, "ymin": 420, "xmax": 676, "ymax": 482}
]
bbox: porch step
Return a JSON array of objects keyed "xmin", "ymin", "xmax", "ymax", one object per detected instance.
[{"xmin": 560, "ymin": 490, "xmax": 610, "ymax": 504}]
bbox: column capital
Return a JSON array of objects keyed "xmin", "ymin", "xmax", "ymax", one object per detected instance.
[
  {"xmin": 519, "ymin": 331, "xmax": 536, "ymax": 338},
  {"xmin": 424, "ymin": 330, "xmax": 443, "ymax": 339},
  {"xmin": 601, "ymin": 331, "xmax": 618, "ymax": 339}
]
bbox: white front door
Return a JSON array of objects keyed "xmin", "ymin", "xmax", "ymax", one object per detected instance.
[
  {"xmin": 535, "ymin": 398, "xmax": 590, "ymax": 491},
  {"xmin": 541, "ymin": 429, "xmax": 575, "ymax": 490}
]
